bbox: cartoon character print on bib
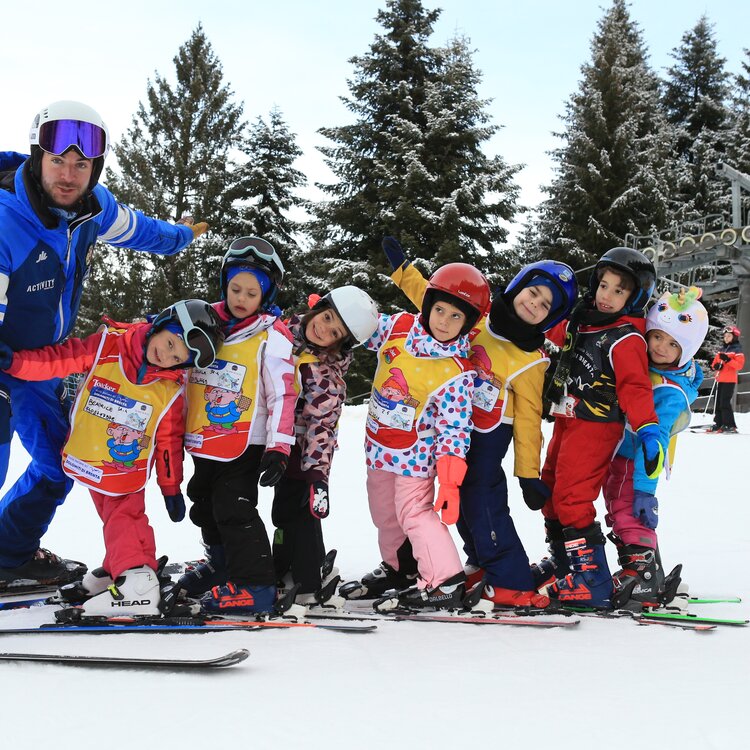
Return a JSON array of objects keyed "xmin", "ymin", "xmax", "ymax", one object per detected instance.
[
  {"xmin": 184, "ymin": 333, "xmax": 264, "ymax": 460},
  {"xmin": 62, "ymin": 331, "xmax": 181, "ymax": 495}
]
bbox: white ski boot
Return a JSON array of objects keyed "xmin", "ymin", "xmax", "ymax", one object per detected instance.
[{"xmin": 80, "ymin": 565, "xmax": 161, "ymax": 616}]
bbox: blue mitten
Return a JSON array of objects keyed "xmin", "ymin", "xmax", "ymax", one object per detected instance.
[
  {"xmin": 632, "ymin": 490, "xmax": 659, "ymax": 530},
  {"xmin": 382, "ymin": 236, "xmax": 408, "ymax": 272},
  {"xmin": 636, "ymin": 423, "xmax": 664, "ymax": 479},
  {"xmin": 0, "ymin": 341, "xmax": 14, "ymax": 371},
  {"xmin": 163, "ymin": 493, "xmax": 186, "ymax": 522},
  {"xmin": 518, "ymin": 477, "xmax": 551, "ymax": 511}
]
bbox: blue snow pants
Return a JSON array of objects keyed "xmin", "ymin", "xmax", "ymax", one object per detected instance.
[
  {"xmin": 456, "ymin": 423, "xmax": 535, "ymax": 591},
  {"xmin": 0, "ymin": 374, "xmax": 73, "ymax": 568}
]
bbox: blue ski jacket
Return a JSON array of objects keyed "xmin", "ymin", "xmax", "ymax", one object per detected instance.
[
  {"xmin": 0, "ymin": 151, "xmax": 193, "ymax": 351},
  {"xmin": 617, "ymin": 359, "xmax": 703, "ymax": 494}
]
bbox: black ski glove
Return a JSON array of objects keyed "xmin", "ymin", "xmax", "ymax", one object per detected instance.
[
  {"xmin": 518, "ymin": 477, "xmax": 551, "ymax": 511},
  {"xmin": 163, "ymin": 493, "xmax": 186, "ymax": 522},
  {"xmin": 718, "ymin": 352, "xmax": 730, "ymax": 362},
  {"xmin": 259, "ymin": 450, "xmax": 288, "ymax": 487},
  {"xmin": 382, "ymin": 236, "xmax": 408, "ymax": 272}
]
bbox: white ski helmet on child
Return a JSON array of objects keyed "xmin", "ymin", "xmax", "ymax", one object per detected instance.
[
  {"xmin": 323, "ymin": 286, "xmax": 379, "ymax": 348},
  {"xmin": 646, "ymin": 287, "xmax": 709, "ymax": 367}
]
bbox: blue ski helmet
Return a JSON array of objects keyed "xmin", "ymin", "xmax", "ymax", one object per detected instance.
[
  {"xmin": 504, "ymin": 260, "xmax": 578, "ymax": 331},
  {"xmin": 591, "ymin": 247, "xmax": 656, "ymax": 314}
]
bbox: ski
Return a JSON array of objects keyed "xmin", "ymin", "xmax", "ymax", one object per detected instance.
[
  {"xmin": 0, "ymin": 582, "xmax": 60, "ymax": 598},
  {"xmin": 635, "ymin": 618, "xmax": 716, "ymax": 632},
  {"xmin": 0, "ymin": 648, "xmax": 249, "ymax": 668},
  {"xmin": 689, "ymin": 596, "xmax": 742, "ymax": 604},
  {"xmin": 568, "ymin": 606, "xmax": 748, "ymax": 627},
  {"xmin": 0, "ymin": 614, "xmax": 376, "ymax": 635}
]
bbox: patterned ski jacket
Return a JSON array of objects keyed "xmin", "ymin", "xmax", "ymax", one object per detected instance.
[
  {"xmin": 285, "ymin": 314, "xmax": 353, "ymax": 482},
  {"xmin": 616, "ymin": 359, "xmax": 703, "ymax": 494},
  {"xmin": 5, "ymin": 321, "xmax": 186, "ymax": 495},
  {"xmin": 0, "ymin": 151, "xmax": 193, "ymax": 352},
  {"xmin": 364, "ymin": 312, "xmax": 475, "ymax": 478}
]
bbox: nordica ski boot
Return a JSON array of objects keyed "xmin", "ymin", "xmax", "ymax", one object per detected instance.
[
  {"xmin": 530, "ymin": 520, "xmax": 571, "ymax": 589},
  {"xmin": 177, "ymin": 544, "xmax": 228, "ymax": 597},
  {"xmin": 611, "ymin": 544, "xmax": 664, "ymax": 610},
  {"xmin": 395, "ymin": 572, "xmax": 466, "ymax": 610},
  {"xmin": 339, "ymin": 561, "xmax": 417, "ymax": 600},
  {"xmin": 548, "ymin": 522, "xmax": 613, "ymax": 608}
]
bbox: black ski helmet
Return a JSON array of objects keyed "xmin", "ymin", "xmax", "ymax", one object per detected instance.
[
  {"xmin": 150, "ymin": 299, "xmax": 224, "ymax": 369},
  {"xmin": 220, "ymin": 236, "xmax": 285, "ymax": 306},
  {"xmin": 590, "ymin": 247, "xmax": 656, "ymax": 314}
]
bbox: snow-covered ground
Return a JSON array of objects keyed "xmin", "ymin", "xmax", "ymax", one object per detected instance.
[{"xmin": 1, "ymin": 406, "xmax": 748, "ymax": 750}]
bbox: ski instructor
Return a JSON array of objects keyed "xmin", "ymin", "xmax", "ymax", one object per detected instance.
[{"xmin": 0, "ymin": 100, "xmax": 207, "ymax": 588}]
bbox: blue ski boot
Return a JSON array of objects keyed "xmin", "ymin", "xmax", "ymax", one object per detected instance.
[
  {"xmin": 548, "ymin": 522, "xmax": 613, "ymax": 608},
  {"xmin": 200, "ymin": 582, "xmax": 277, "ymax": 615},
  {"xmin": 177, "ymin": 544, "xmax": 228, "ymax": 597}
]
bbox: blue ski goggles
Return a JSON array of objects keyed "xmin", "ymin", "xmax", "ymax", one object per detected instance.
[{"xmin": 36, "ymin": 119, "xmax": 108, "ymax": 159}]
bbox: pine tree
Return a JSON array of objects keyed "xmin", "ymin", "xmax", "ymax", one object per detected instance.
[
  {"xmin": 727, "ymin": 48, "xmax": 750, "ymax": 189},
  {"xmin": 95, "ymin": 24, "xmax": 246, "ymax": 316},
  {"xmin": 537, "ymin": 0, "xmax": 674, "ymax": 271},
  {"xmin": 662, "ymin": 15, "xmax": 732, "ymax": 225},
  {"xmin": 232, "ymin": 108, "xmax": 308, "ymax": 311},
  {"xmin": 309, "ymin": 0, "xmax": 520, "ymax": 307}
]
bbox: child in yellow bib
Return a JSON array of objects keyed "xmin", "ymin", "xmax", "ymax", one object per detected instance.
[
  {"xmin": 0, "ymin": 300, "xmax": 223, "ymax": 617},
  {"xmin": 348, "ymin": 262, "xmax": 490, "ymax": 610},
  {"xmin": 175, "ymin": 237, "xmax": 297, "ymax": 616}
]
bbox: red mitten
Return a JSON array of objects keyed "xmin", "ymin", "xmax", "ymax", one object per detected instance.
[{"xmin": 435, "ymin": 455, "xmax": 468, "ymax": 525}]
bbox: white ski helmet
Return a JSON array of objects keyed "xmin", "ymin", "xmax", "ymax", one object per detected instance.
[
  {"xmin": 323, "ymin": 285, "xmax": 379, "ymax": 348},
  {"xmin": 646, "ymin": 287, "xmax": 709, "ymax": 367},
  {"xmin": 29, "ymin": 100, "xmax": 110, "ymax": 188}
]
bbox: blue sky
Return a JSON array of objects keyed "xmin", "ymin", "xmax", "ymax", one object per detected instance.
[{"xmin": 2, "ymin": 0, "xmax": 748, "ymax": 235}]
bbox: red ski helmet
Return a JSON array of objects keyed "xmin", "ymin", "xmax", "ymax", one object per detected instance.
[
  {"xmin": 723, "ymin": 325, "xmax": 741, "ymax": 339},
  {"xmin": 421, "ymin": 263, "xmax": 490, "ymax": 337}
]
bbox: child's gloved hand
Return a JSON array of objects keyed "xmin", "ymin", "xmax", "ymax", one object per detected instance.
[
  {"xmin": 382, "ymin": 236, "xmax": 409, "ymax": 272},
  {"xmin": 0, "ymin": 341, "xmax": 14, "ymax": 371},
  {"xmin": 632, "ymin": 490, "xmax": 658, "ymax": 529},
  {"xmin": 435, "ymin": 455, "xmax": 468, "ymax": 525},
  {"xmin": 636, "ymin": 423, "xmax": 664, "ymax": 479},
  {"xmin": 308, "ymin": 481, "xmax": 330, "ymax": 519},
  {"xmin": 518, "ymin": 477, "xmax": 550, "ymax": 511},
  {"xmin": 718, "ymin": 352, "xmax": 730, "ymax": 362},
  {"xmin": 163, "ymin": 493, "xmax": 186, "ymax": 522},
  {"xmin": 259, "ymin": 450, "xmax": 288, "ymax": 487}
]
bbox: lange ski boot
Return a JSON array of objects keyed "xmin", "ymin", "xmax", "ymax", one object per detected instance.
[
  {"xmin": 530, "ymin": 520, "xmax": 571, "ymax": 590},
  {"xmin": 339, "ymin": 561, "xmax": 417, "ymax": 600},
  {"xmin": 611, "ymin": 544, "xmax": 664, "ymax": 610},
  {"xmin": 200, "ymin": 582, "xmax": 277, "ymax": 615},
  {"xmin": 548, "ymin": 522, "xmax": 613, "ymax": 608},
  {"xmin": 177, "ymin": 544, "xmax": 228, "ymax": 597}
]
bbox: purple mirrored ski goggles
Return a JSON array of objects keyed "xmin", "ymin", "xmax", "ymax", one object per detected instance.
[{"xmin": 36, "ymin": 119, "xmax": 108, "ymax": 159}]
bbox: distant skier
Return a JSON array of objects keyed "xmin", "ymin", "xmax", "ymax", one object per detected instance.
[{"xmin": 707, "ymin": 325, "xmax": 744, "ymax": 433}]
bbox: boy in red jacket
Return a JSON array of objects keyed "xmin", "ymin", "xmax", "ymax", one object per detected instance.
[
  {"xmin": 539, "ymin": 247, "xmax": 662, "ymax": 607},
  {"xmin": 0, "ymin": 300, "xmax": 223, "ymax": 616}
]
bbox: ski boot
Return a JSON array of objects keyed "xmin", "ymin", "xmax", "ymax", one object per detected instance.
[
  {"xmin": 394, "ymin": 572, "xmax": 466, "ymax": 610},
  {"xmin": 58, "ymin": 566, "xmax": 113, "ymax": 603},
  {"xmin": 200, "ymin": 581, "xmax": 277, "ymax": 615},
  {"xmin": 530, "ymin": 520, "xmax": 571, "ymax": 590},
  {"xmin": 80, "ymin": 565, "xmax": 161, "ymax": 616},
  {"xmin": 482, "ymin": 584, "xmax": 551, "ymax": 609},
  {"xmin": 463, "ymin": 564, "xmax": 485, "ymax": 589},
  {"xmin": 295, "ymin": 550, "xmax": 343, "ymax": 607},
  {"xmin": 176, "ymin": 544, "xmax": 228, "ymax": 597},
  {"xmin": 339, "ymin": 561, "xmax": 417, "ymax": 600},
  {"xmin": 610, "ymin": 544, "xmax": 664, "ymax": 610},
  {"xmin": 0, "ymin": 548, "xmax": 87, "ymax": 592},
  {"xmin": 548, "ymin": 522, "xmax": 613, "ymax": 608}
]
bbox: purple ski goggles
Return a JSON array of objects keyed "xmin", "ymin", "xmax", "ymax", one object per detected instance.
[{"xmin": 36, "ymin": 119, "xmax": 108, "ymax": 159}]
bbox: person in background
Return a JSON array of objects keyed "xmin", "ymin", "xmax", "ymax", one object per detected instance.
[{"xmin": 707, "ymin": 325, "xmax": 744, "ymax": 434}]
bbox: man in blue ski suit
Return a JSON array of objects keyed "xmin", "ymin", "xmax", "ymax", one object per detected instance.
[{"xmin": 0, "ymin": 100, "xmax": 206, "ymax": 585}]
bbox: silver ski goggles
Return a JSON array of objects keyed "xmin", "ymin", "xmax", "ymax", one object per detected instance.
[
  {"xmin": 35, "ymin": 119, "xmax": 108, "ymax": 159},
  {"xmin": 173, "ymin": 302, "xmax": 217, "ymax": 369}
]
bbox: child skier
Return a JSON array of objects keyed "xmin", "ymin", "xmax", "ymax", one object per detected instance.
[
  {"xmin": 603, "ymin": 287, "xmax": 708, "ymax": 607},
  {"xmin": 352, "ymin": 261, "xmax": 490, "ymax": 609},
  {"xmin": 341, "ymin": 237, "xmax": 580, "ymax": 608},
  {"xmin": 271, "ymin": 286, "xmax": 379, "ymax": 602},
  {"xmin": 707, "ymin": 325, "xmax": 744, "ymax": 433},
  {"xmin": 0, "ymin": 299, "xmax": 223, "ymax": 615},
  {"xmin": 539, "ymin": 246, "xmax": 662, "ymax": 608},
  {"xmin": 175, "ymin": 237, "xmax": 298, "ymax": 615}
]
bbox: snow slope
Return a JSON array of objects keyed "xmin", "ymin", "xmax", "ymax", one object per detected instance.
[{"xmin": 1, "ymin": 407, "xmax": 748, "ymax": 750}]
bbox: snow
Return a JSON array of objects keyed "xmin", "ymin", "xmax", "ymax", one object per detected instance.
[{"xmin": 1, "ymin": 406, "xmax": 748, "ymax": 750}]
